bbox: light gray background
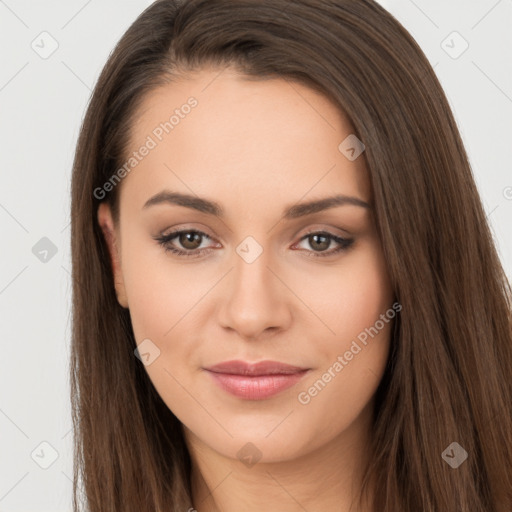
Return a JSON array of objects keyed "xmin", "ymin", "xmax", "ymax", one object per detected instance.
[{"xmin": 0, "ymin": 0, "xmax": 511, "ymax": 510}]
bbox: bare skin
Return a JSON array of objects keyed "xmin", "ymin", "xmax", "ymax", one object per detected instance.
[{"xmin": 98, "ymin": 67, "xmax": 395, "ymax": 512}]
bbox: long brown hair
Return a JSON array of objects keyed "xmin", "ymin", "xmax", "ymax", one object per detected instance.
[{"xmin": 70, "ymin": 0, "xmax": 512, "ymax": 510}]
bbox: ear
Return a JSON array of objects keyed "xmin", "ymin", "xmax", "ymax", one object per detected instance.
[{"xmin": 97, "ymin": 202, "xmax": 129, "ymax": 308}]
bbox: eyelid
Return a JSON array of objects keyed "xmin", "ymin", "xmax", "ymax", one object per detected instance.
[
  {"xmin": 292, "ymin": 223, "xmax": 353, "ymax": 239},
  {"xmin": 159, "ymin": 222, "xmax": 215, "ymax": 237}
]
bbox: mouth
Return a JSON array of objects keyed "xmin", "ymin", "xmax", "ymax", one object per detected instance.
[{"xmin": 203, "ymin": 360, "xmax": 311, "ymax": 400}]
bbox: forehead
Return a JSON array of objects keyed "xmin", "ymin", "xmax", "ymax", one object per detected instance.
[{"xmin": 119, "ymin": 68, "xmax": 371, "ymax": 218}]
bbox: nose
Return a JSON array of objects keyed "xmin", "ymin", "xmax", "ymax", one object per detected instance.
[{"xmin": 217, "ymin": 247, "xmax": 293, "ymax": 341}]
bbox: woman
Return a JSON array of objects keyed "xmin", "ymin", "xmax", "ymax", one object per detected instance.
[{"xmin": 70, "ymin": 0, "xmax": 512, "ymax": 511}]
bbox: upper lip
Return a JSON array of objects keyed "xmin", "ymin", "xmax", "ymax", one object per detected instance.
[{"xmin": 205, "ymin": 360, "xmax": 309, "ymax": 376}]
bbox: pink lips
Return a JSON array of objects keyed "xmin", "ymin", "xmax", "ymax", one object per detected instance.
[{"xmin": 204, "ymin": 360, "xmax": 310, "ymax": 400}]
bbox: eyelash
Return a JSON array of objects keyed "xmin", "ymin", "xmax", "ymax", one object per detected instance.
[{"xmin": 154, "ymin": 229, "xmax": 354, "ymax": 259}]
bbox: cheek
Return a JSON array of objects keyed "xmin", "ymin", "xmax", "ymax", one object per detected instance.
[
  {"xmin": 120, "ymin": 233, "xmax": 215, "ymax": 397},
  {"xmin": 338, "ymin": 248, "xmax": 393, "ymax": 339},
  {"xmin": 123, "ymin": 261, "xmax": 175, "ymax": 344},
  {"xmin": 294, "ymin": 243, "xmax": 394, "ymax": 434},
  {"xmin": 302, "ymin": 240, "xmax": 394, "ymax": 355},
  {"xmin": 120, "ymin": 227, "xmax": 196, "ymax": 340},
  {"xmin": 122, "ymin": 249, "xmax": 202, "ymax": 413}
]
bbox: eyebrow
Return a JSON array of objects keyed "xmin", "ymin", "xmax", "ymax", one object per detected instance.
[{"xmin": 143, "ymin": 190, "xmax": 371, "ymax": 219}]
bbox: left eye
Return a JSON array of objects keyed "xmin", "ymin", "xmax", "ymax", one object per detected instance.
[
  {"xmin": 154, "ymin": 229, "xmax": 354, "ymax": 259},
  {"xmin": 292, "ymin": 231, "xmax": 354, "ymax": 258}
]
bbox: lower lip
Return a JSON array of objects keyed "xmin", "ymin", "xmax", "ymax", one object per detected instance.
[{"xmin": 205, "ymin": 370, "xmax": 310, "ymax": 400}]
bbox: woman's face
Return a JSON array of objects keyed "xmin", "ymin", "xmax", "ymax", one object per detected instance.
[{"xmin": 98, "ymin": 67, "xmax": 395, "ymax": 464}]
